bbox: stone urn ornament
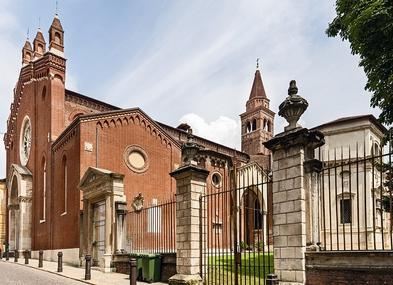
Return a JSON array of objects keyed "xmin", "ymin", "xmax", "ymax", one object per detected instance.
[
  {"xmin": 181, "ymin": 128, "xmax": 200, "ymax": 166},
  {"xmin": 278, "ymin": 80, "xmax": 309, "ymax": 132}
]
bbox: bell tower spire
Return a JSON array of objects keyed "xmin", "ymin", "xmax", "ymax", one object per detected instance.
[
  {"xmin": 48, "ymin": 12, "xmax": 64, "ymax": 55},
  {"xmin": 240, "ymin": 63, "xmax": 275, "ymax": 169},
  {"xmin": 22, "ymin": 28, "xmax": 33, "ymax": 65},
  {"xmin": 33, "ymin": 26, "xmax": 46, "ymax": 58}
]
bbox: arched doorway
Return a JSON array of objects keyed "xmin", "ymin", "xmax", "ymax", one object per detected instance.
[
  {"xmin": 243, "ymin": 189, "xmax": 264, "ymax": 249},
  {"xmin": 9, "ymin": 177, "xmax": 20, "ymax": 251}
]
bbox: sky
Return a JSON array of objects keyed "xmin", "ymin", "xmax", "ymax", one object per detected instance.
[{"xmin": 0, "ymin": 0, "xmax": 381, "ymax": 178}]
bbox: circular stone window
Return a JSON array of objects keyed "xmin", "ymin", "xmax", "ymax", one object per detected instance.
[
  {"xmin": 20, "ymin": 116, "xmax": 32, "ymax": 166},
  {"xmin": 124, "ymin": 145, "xmax": 149, "ymax": 173},
  {"xmin": 212, "ymin": 172, "xmax": 222, "ymax": 188}
]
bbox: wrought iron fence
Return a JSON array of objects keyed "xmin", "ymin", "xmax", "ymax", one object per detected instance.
[
  {"xmin": 317, "ymin": 141, "xmax": 393, "ymax": 251},
  {"xmin": 126, "ymin": 198, "xmax": 176, "ymax": 253},
  {"xmin": 200, "ymin": 166, "xmax": 274, "ymax": 285}
]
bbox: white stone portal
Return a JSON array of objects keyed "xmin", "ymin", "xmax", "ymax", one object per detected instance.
[
  {"xmin": 7, "ymin": 164, "xmax": 33, "ymax": 253},
  {"xmin": 79, "ymin": 167, "xmax": 126, "ymax": 272}
]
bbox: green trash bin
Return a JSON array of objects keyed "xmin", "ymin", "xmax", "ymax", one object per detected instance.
[
  {"xmin": 129, "ymin": 253, "xmax": 143, "ymax": 280},
  {"xmin": 141, "ymin": 254, "xmax": 162, "ymax": 283}
]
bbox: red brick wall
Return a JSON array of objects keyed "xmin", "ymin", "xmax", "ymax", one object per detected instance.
[
  {"xmin": 79, "ymin": 114, "xmax": 181, "ymax": 208},
  {"xmin": 306, "ymin": 251, "xmax": 393, "ymax": 285},
  {"xmin": 51, "ymin": 127, "xmax": 81, "ymax": 249},
  {"xmin": 307, "ymin": 268, "xmax": 393, "ymax": 285}
]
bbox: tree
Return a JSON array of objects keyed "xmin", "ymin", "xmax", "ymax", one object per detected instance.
[{"xmin": 327, "ymin": 0, "xmax": 393, "ymax": 126}]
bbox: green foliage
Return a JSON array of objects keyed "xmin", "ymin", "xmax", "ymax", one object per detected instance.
[{"xmin": 327, "ymin": 0, "xmax": 393, "ymax": 126}]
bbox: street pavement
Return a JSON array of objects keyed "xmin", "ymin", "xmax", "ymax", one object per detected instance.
[
  {"xmin": 0, "ymin": 261, "xmax": 83, "ymax": 285},
  {"xmin": 0, "ymin": 258, "xmax": 167, "ymax": 285}
]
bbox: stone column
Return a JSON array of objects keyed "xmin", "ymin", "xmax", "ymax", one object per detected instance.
[
  {"xmin": 103, "ymin": 194, "xmax": 112, "ymax": 272},
  {"xmin": 168, "ymin": 132, "xmax": 209, "ymax": 285},
  {"xmin": 264, "ymin": 80, "xmax": 324, "ymax": 284}
]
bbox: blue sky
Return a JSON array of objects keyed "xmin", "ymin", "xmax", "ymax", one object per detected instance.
[{"xmin": 0, "ymin": 0, "xmax": 380, "ymax": 178}]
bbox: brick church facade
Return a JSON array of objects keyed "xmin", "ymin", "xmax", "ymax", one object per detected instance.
[{"xmin": 3, "ymin": 14, "xmax": 274, "ymax": 266}]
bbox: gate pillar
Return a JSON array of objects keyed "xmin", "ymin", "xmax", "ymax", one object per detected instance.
[
  {"xmin": 169, "ymin": 131, "xmax": 209, "ymax": 285},
  {"xmin": 264, "ymin": 80, "xmax": 324, "ymax": 285}
]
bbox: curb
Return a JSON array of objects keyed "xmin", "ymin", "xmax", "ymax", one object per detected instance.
[{"xmin": 4, "ymin": 259, "xmax": 95, "ymax": 285}]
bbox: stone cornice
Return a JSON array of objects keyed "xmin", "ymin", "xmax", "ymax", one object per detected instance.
[{"xmin": 264, "ymin": 128, "xmax": 325, "ymax": 152}]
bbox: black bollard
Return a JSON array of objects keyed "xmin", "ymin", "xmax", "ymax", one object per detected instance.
[
  {"xmin": 5, "ymin": 250, "xmax": 9, "ymax": 261},
  {"xmin": 85, "ymin": 255, "xmax": 91, "ymax": 280},
  {"xmin": 24, "ymin": 250, "xmax": 29, "ymax": 264},
  {"xmin": 129, "ymin": 257, "xmax": 137, "ymax": 285},
  {"xmin": 38, "ymin": 250, "xmax": 43, "ymax": 268},
  {"xmin": 14, "ymin": 250, "xmax": 18, "ymax": 262},
  {"xmin": 57, "ymin": 252, "xmax": 63, "ymax": 272},
  {"xmin": 265, "ymin": 273, "xmax": 279, "ymax": 285}
]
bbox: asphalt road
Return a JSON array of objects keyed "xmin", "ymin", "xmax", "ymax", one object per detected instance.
[{"xmin": 0, "ymin": 261, "xmax": 84, "ymax": 285}]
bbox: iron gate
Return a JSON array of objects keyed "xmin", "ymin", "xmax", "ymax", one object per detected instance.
[{"xmin": 200, "ymin": 168, "xmax": 274, "ymax": 285}]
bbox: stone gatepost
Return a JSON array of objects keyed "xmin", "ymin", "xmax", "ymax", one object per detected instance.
[
  {"xmin": 169, "ymin": 130, "xmax": 208, "ymax": 285},
  {"xmin": 264, "ymin": 80, "xmax": 324, "ymax": 285}
]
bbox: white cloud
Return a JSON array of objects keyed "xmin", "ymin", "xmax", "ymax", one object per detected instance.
[
  {"xmin": 97, "ymin": 0, "xmax": 378, "ymax": 137},
  {"xmin": 179, "ymin": 113, "xmax": 241, "ymax": 150}
]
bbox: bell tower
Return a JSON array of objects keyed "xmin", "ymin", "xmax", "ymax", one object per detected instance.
[
  {"xmin": 48, "ymin": 13, "xmax": 64, "ymax": 54},
  {"xmin": 240, "ymin": 65, "xmax": 275, "ymax": 168},
  {"xmin": 33, "ymin": 28, "xmax": 46, "ymax": 58}
]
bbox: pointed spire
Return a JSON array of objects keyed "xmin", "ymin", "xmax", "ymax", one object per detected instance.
[
  {"xmin": 22, "ymin": 36, "xmax": 33, "ymax": 64},
  {"xmin": 249, "ymin": 68, "xmax": 267, "ymax": 100},
  {"xmin": 50, "ymin": 13, "xmax": 64, "ymax": 32},
  {"xmin": 34, "ymin": 28, "xmax": 46, "ymax": 43},
  {"xmin": 33, "ymin": 27, "xmax": 46, "ymax": 57},
  {"xmin": 23, "ymin": 39, "xmax": 33, "ymax": 51},
  {"xmin": 49, "ymin": 12, "xmax": 64, "ymax": 54}
]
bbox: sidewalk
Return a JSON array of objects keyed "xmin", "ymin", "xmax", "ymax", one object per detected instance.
[{"xmin": 2, "ymin": 257, "xmax": 166, "ymax": 285}]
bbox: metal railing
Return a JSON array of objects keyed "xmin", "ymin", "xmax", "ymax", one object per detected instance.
[
  {"xmin": 318, "ymin": 142, "xmax": 393, "ymax": 251},
  {"xmin": 126, "ymin": 198, "xmax": 176, "ymax": 253},
  {"xmin": 200, "ymin": 166, "xmax": 274, "ymax": 285}
]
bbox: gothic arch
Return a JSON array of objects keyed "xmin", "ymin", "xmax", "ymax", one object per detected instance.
[
  {"xmin": 252, "ymin": 119, "xmax": 257, "ymax": 131},
  {"xmin": 242, "ymin": 187, "xmax": 265, "ymax": 247}
]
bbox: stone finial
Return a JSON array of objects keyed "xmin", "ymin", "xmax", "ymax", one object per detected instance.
[
  {"xmin": 181, "ymin": 128, "xmax": 200, "ymax": 166},
  {"xmin": 278, "ymin": 80, "xmax": 309, "ymax": 132}
]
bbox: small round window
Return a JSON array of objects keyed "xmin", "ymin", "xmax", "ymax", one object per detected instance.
[
  {"xmin": 124, "ymin": 145, "xmax": 149, "ymax": 173},
  {"xmin": 212, "ymin": 172, "xmax": 222, "ymax": 188}
]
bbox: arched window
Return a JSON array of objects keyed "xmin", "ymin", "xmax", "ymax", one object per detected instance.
[
  {"xmin": 254, "ymin": 199, "xmax": 263, "ymax": 230},
  {"xmin": 246, "ymin": 122, "xmax": 251, "ymax": 133},
  {"xmin": 55, "ymin": 32, "xmax": 61, "ymax": 44},
  {"xmin": 37, "ymin": 44, "xmax": 43, "ymax": 54},
  {"xmin": 371, "ymin": 142, "xmax": 381, "ymax": 156},
  {"xmin": 43, "ymin": 158, "xmax": 47, "ymax": 221},
  {"xmin": 62, "ymin": 156, "xmax": 67, "ymax": 215},
  {"xmin": 263, "ymin": 119, "xmax": 267, "ymax": 131},
  {"xmin": 267, "ymin": 121, "xmax": 271, "ymax": 132},
  {"xmin": 252, "ymin": 119, "xmax": 257, "ymax": 131}
]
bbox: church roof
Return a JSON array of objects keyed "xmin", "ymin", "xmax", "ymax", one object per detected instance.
[
  {"xmin": 312, "ymin": 114, "xmax": 387, "ymax": 135},
  {"xmin": 61, "ymin": 89, "xmax": 248, "ymax": 161},
  {"xmin": 158, "ymin": 122, "xmax": 250, "ymax": 162},
  {"xmin": 65, "ymin": 89, "xmax": 121, "ymax": 111},
  {"xmin": 249, "ymin": 69, "xmax": 267, "ymax": 99}
]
